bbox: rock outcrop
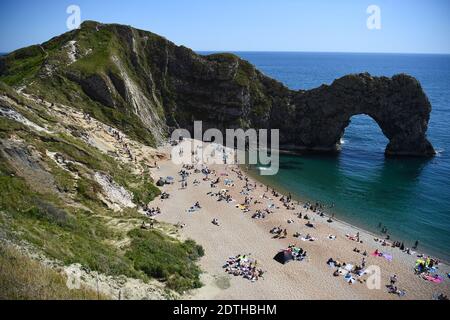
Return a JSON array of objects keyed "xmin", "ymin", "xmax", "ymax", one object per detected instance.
[
  {"xmin": 284, "ymin": 73, "xmax": 435, "ymax": 156},
  {"xmin": 0, "ymin": 21, "xmax": 435, "ymax": 156}
]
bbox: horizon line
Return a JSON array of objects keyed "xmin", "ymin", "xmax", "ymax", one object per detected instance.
[
  {"xmin": 195, "ymin": 50, "xmax": 450, "ymax": 56},
  {"xmin": 2, "ymin": 48, "xmax": 450, "ymax": 56}
]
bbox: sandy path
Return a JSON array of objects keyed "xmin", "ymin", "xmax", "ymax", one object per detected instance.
[{"xmin": 150, "ymin": 141, "xmax": 449, "ymax": 300}]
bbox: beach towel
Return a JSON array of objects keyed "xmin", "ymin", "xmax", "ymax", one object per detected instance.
[
  {"xmin": 344, "ymin": 264, "xmax": 354, "ymax": 272},
  {"xmin": 371, "ymin": 251, "xmax": 392, "ymax": 261},
  {"xmin": 344, "ymin": 273, "xmax": 355, "ymax": 284},
  {"xmin": 382, "ymin": 253, "xmax": 392, "ymax": 261},
  {"xmin": 423, "ymin": 275, "xmax": 443, "ymax": 283}
]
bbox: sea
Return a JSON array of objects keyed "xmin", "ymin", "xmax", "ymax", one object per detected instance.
[{"xmin": 200, "ymin": 51, "xmax": 450, "ymax": 261}]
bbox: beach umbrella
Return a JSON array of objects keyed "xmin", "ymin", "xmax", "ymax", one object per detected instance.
[{"xmin": 273, "ymin": 250, "xmax": 293, "ymax": 265}]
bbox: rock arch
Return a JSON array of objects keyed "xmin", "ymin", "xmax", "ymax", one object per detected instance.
[{"xmin": 280, "ymin": 73, "xmax": 436, "ymax": 157}]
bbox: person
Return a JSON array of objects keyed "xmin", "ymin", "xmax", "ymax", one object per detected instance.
[
  {"xmin": 413, "ymin": 240, "xmax": 419, "ymax": 249},
  {"xmin": 306, "ymin": 221, "xmax": 314, "ymax": 228},
  {"xmin": 437, "ymin": 293, "xmax": 449, "ymax": 301},
  {"xmin": 390, "ymin": 274, "xmax": 397, "ymax": 286},
  {"xmin": 362, "ymin": 257, "xmax": 366, "ymax": 268}
]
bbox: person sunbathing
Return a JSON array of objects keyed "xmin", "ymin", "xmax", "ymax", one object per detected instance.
[{"xmin": 270, "ymin": 226, "xmax": 282, "ymax": 234}]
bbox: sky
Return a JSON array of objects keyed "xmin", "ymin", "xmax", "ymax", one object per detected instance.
[{"xmin": 0, "ymin": 0, "xmax": 449, "ymax": 54}]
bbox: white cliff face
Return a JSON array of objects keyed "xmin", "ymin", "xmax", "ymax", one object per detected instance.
[
  {"xmin": 111, "ymin": 55, "xmax": 166, "ymax": 144},
  {"xmin": 0, "ymin": 100, "xmax": 52, "ymax": 134},
  {"xmin": 64, "ymin": 40, "xmax": 78, "ymax": 65},
  {"xmin": 94, "ymin": 172, "xmax": 136, "ymax": 211}
]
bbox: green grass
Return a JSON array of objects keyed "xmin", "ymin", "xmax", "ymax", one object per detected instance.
[
  {"xmin": 126, "ymin": 229, "xmax": 204, "ymax": 292},
  {"xmin": 0, "ymin": 120, "xmax": 200, "ymax": 294},
  {"xmin": 70, "ymin": 29, "xmax": 116, "ymax": 75},
  {"xmin": 0, "ymin": 161, "xmax": 139, "ymax": 278},
  {"xmin": 0, "ymin": 23, "xmax": 211, "ymax": 295},
  {"xmin": 0, "ymin": 46, "xmax": 46, "ymax": 86},
  {"xmin": 0, "ymin": 243, "xmax": 110, "ymax": 300}
]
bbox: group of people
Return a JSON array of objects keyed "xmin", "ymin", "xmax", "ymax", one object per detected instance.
[
  {"xmin": 280, "ymin": 194, "xmax": 296, "ymax": 210},
  {"xmin": 252, "ymin": 210, "xmax": 267, "ymax": 219},
  {"xmin": 287, "ymin": 244, "xmax": 307, "ymax": 261},
  {"xmin": 327, "ymin": 258, "xmax": 366, "ymax": 283},
  {"xmin": 179, "ymin": 168, "xmax": 191, "ymax": 188},
  {"xmin": 143, "ymin": 206, "xmax": 161, "ymax": 217},
  {"xmin": 223, "ymin": 254, "xmax": 265, "ymax": 282},
  {"xmin": 387, "ymin": 274, "xmax": 406, "ymax": 296},
  {"xmin": 415, "ymin": 256, "xmax": 440, "ymax": 275},
  {"xmin": 270, "ymin": 226, "xmax": 288, "ymax": 239},
  {"xmin": 154, "ymin": 141, "xmax": 446, "ymax": 298},
  {"xmin": 106, "ymin": 126, "xmax": 137, "ymax": 162}
]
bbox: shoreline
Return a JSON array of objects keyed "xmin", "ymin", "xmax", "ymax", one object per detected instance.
[
  {"xmin": 244, "ymin": 165, "xmax": 450, "ymax": 265},
  {"xmin": 150, "ymin": 140, "xmax": 449, "ymax": 300}
]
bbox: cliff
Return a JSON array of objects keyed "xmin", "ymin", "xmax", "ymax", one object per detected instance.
[{"xmin": 0, "ymin": 21, "xmax": 434, "ymax": 156}]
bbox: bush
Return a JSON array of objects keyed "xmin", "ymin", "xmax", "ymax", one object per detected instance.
[{"xmin": 126, "ymin": 229, "xmax": 204, "ymax": 292}]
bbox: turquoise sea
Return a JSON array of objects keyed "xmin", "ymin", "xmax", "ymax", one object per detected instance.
[{"xmin": 204, "ymin": 52, "xmax": 450, "ymax": 261}]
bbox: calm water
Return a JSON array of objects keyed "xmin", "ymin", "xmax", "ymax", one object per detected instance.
[{"xmin": 202, "ymin": 52, "xmax": 450, "ymax": 261}]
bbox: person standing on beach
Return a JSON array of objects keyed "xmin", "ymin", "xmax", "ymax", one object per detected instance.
[{"xmin": 390, "ymin": 274, "xmax": 397, "ymax": 286}]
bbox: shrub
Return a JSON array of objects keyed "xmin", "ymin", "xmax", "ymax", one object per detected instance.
[{"xmin": 126, "ymin": 229, "xmax": 204, "ymax": 292}]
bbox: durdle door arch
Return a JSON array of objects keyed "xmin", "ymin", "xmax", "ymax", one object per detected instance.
[{"xmin": 277, "ymin": 73, "xmax": 436, "ymax": 157}]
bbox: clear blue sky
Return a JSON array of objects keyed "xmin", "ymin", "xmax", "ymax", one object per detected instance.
[{"xmin": 0, "ymin": 0, "xmax": 449, "ymax": 53}]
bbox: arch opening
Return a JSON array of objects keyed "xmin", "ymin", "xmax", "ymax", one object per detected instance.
[{"xmin": 340, "ymin": 114, "xmax": 389, "ymax": 155}]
